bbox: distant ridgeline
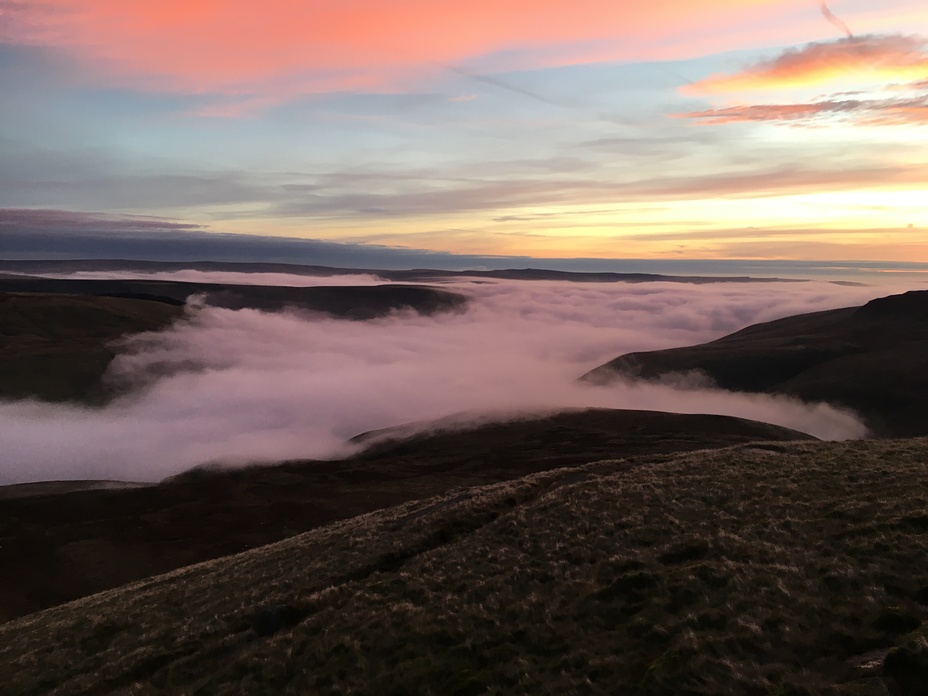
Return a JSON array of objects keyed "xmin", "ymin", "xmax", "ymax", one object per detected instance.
[
  {"xmin": 0, "ymin": 275, "xmax": 467, "ymax": 318},
  {"xmin": 0, "ymin": 258, "xmax": 811, "ymax": 284}
]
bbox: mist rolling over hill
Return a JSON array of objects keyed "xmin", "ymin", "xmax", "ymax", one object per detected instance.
[
  {"xmin": 0, "ymin": 408, "xmax": 814, "ymax": 623},
  {"xmin": 0, "ymin": 271, "xmax": 892, "ymax": 485},
  {"xmin": 587, "ymin": 290, "xmax": 928, "ymax": 437}
]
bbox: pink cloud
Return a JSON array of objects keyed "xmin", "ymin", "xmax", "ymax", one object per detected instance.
[
  {"xmin": 2, "ymin": 0, "xmax": 798, "ymax": 108},
  {"xmin": 685, "ymin": 34, "xmax": 928, "ymax": 93},
  {"xmin": 676, "ymin": 93, "xmax": 928, "ymax": 126},
  {"xmin": 679, "ymin": 34, "xmax": 928, "ymax": 127}
]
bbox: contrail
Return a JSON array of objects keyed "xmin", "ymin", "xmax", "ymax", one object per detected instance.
[
  {"xmin": 820, "ymin": 2, "xmax": 853, "ymax": 38},
  {"xmin": 444, "ymin": 64, "xmax": 567, "ymax": 108}
]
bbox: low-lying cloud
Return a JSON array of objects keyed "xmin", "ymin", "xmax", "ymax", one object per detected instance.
[{"xmin": 0, "ymin": 277, "xmax": 902, "ymax": 485}]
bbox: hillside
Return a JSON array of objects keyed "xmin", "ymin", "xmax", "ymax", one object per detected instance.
[
  {"xmin": 585, "ymin": 290, "xmax": 928, "ymax": 437},
  {"xmin": 0, "ymin": 409, "xmax": 812, "ymax": 623},
  {"xmin": 2, "ymin": 438, "xmax": 927, "ymax": 694},
  {"xmin": 351, "ymin": 408, "xmax": 813, "ymax": 469},
  {"xmin": 0, "ymin": 279, "xmax": 466, "ymax": 404},
  {"xmin": 0, "ymin": 292, "xmax": 182, "ymax": 403},
  {"xmin": 0, "ymin": 276, "xmax": 468, "ymax": 319}
]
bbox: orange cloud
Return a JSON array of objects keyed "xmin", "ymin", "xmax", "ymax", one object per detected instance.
[
  {"xmin": 676, "ymin": 92, "xmax": 928, "ymax": 126},
  {"xmin": 0, "ymin": 0, "xmax": 788, "ymax": 105},
  {"xmin": 686, "ymin": 34, "xmax": 928, "ymax": 93}
]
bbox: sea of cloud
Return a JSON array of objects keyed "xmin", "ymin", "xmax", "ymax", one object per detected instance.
[{"xmin": 0, "ymin": 275, "xmax": 906, "ymax": 484}]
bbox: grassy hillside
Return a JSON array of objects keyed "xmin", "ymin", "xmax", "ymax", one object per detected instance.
[
  {"xmin": 586, "ymin": 290, "xmax": 928, "ymax": 437},
  {"xmin": 2, "ymin": 438, "xmax": 927, "ymax": 694},
  {"xmin": 0, "ymin": 292, "xmax": 182, "ymax": 403},
  {"xmin": 352, "ymin": 408, "xmax": 813, "ymax": 469},
  {"xmin": 0, "ymin": 277, "xmax": 467, "ymax": 405},
  {"xmin": 0, "ymin": 276, "xmax": 468, "ymax": 319},
  {"xmin": 0, "ymin": 409, "xmax": 812, "ymax": 623}
]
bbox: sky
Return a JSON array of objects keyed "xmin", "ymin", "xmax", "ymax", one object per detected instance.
[
  {"xmin": 0, "ymin": 273, "xmax": 889, "ymax": 484},
  {"xmin": 2, "ymin": 0, "xmax": 928, "ymax": 264}
]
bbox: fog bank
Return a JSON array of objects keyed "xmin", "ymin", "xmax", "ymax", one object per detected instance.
[{"xmin": 0, "ymin": 277, "xmax": 899, "ymax": 484}]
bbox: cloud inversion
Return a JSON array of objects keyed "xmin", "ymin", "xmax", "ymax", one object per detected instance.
[{"xmin": 0, "ymin": 275, "xmax": 898, "ymax": 485}]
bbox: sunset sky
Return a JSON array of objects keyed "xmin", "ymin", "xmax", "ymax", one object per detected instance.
[{"xmin": 2, "ymin": 0, "xmax": 928, "ymax": 263}]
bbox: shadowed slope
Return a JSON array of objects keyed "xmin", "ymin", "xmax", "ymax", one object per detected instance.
[
  {"xmin": 2, "ymin": 438, "xmax": 927, "ymax": 694},
  {"xmin": 0, "ymin": 409, "xmax": 811, "ymax": 622},
  {"xmin": 351, "ymin": 408, "xmax": 814, "ymax": 471},
  {"xmin": 0, "ymin": 280, "xmax": 466, "ymax": 404},
  {"xmin": 585, "ymin": 290, "xmax": 928, "ymax": 437},
  {"xmin": 0, "ymin": 276, "xmax": 468, "ymax": 318},
  {"xmin": 0, "ymin": 292, "xmax": 182, "ymax": 403}
]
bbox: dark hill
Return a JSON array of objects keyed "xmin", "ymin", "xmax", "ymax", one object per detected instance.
[
  {"xmin": 585, "ymin": 290, "xmax": 928, "ymax": 437},
  {"xmin": 0, "ymin": 409, "xmax": 812, "ymax": 623},
  {"xmin": 2, "ymin": 438, "xmax": 927, "ymax": 694},
  {"xmin": 351, "ymin": 408, "xmax": 813, "ymax": 472},
  {"xmin": 0, "ymin": 280, "xmax": 466, "ymax": 404},
  {"xmin": 0, "ymin": 276, "xmax": 467, "ymax": 318},
  {"xmin": 0, "ymin": 292, "xmax": 182, "ymax": 403}
]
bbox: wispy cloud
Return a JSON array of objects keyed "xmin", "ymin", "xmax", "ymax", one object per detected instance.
[
  {"xmin": 685, "ymin": 34, "xmax": 928, "ymax": 93},
  {"xmin": 0, "ymin": 0, "xmax": 790, "ymax": 111},
  {"xmin": 820, "ymin": 2, "xmax": 853, "ymax": 40},
  {"xmin": 679, "ymin": 34, "xmax": 928, "ymax": 127},
  {"xmin": 0, "ymin": 208, "xmax": 203, "ymax": 233},
  {"xmin": 677, "ymin": 91, "xmax": 928, "ymax": 126}
]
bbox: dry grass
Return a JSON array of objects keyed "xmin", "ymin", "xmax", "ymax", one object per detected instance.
[
  {"xmin": 0, "ymin": 292, "xmax": 182, "ymax": 403},
  {"xmin": 3, "ymin": 438, "xmax": 928, "ymax": 694},
  {"xmin": 0, "ymin": 409, "xmax": 810, "ymax": 623}
]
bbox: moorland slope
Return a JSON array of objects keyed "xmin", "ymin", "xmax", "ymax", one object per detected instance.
[
  {"xmin": 0, "ymin": 409, "xmax": 812, "ymax": 622},
  {"xmin": 586, "ymin": 290, "xmax": 928, "ymax": 437},
  {"xmin": 0, "ymin": 276, "xmax": 467, "ymax": 319},
  {"xmin": 2, "ymin": 438, "xmax": 927, "ymax": 694},
  {"xmin": 0, "ymin": 292, "xmax": 182, "ymax": 403},
  {"xmin": 0, "ymin": 279, "xmax": 466, "ymax": 404}
]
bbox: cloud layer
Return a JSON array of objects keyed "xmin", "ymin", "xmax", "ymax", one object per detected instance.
[
  {"xmin": 680, "ymin": 34, "xmax": 928, "ymax": 127},
  {"xmin": 678, "ymin": 93, "xmax": 928, "ymax": 126},
  {"xmin": 1, "ymin": 0, "xmax": 789, "ymax": 106},
  {"xmin": 686, "ymin": 34, "xmax": 928, "ymax": 93},
  {"xmin": 0, "ymin": 276, "xmax": 901, "ymax": 485}
]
